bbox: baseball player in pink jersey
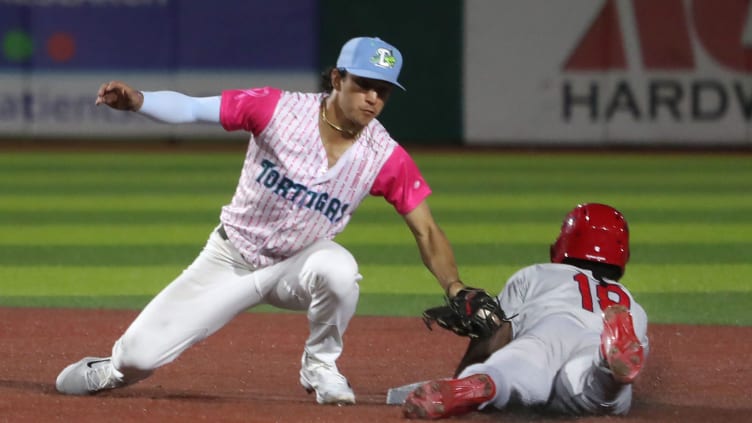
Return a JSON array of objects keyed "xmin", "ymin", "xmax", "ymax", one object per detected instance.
[
  {"xmin": 55, "ymin": 36, "xmax": 485, "ymax": 405},
  {"xmin": 403, "ymin": 203, "xmax": 649, "ymax": 419}
]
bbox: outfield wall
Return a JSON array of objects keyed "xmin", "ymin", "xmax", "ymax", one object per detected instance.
[
  {"xmin": 1, "ymin": 0, "xmax": 750, "ymax": 147},
  {"xmin": 465, "ymin": 0, "xmax": 752, "ymax": 146},
  {"xmin": 0, "ymin": 0, "xmax": 319, "ymax": 141}
]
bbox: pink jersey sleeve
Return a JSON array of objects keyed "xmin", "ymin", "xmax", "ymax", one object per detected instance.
[
  {"xmin": 370, "ymin": 145, "xmax": 432, "ymax": 215},
  {"xmin": 220, "ymin": 87, "xmax": 282, "ymax": 135}
]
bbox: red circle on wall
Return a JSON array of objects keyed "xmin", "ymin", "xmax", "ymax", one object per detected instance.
[{"xmin": 47, "ymin": 32, "xmax": 76, "ymax": 63}]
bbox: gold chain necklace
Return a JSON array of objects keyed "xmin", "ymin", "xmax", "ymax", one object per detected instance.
[{"xmin": 321, "ymin": 101, "xmax": 360, "ymax": 138}]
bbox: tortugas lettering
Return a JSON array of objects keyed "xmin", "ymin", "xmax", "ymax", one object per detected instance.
[{"xmin": 256, "ymin": 159, "xmax": 349, "ymax": 223}]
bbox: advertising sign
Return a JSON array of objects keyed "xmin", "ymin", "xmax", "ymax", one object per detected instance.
[
  {"xmin": 0, "ymin": 0, "xmax": 318, "ymax": 138},
  {"xmin": 465, "ymin": 0, "xmax": 752, "ymax": 145}
]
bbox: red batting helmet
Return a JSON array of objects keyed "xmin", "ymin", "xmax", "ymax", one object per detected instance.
[{"xmin": 550, "ymin": 203, "xmax": 630, "ymax": 273}]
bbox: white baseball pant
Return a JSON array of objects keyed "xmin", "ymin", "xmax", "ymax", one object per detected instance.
[
  {"xmin": 459, "ymin": 314, "xmax": 633, "ymax": 416},
  {"xmin": 109, "ymin": 226, "xmax": 362, "ymax": 384}
]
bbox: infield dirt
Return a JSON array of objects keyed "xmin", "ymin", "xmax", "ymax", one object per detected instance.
[{"xmin": 0, "ymin": 308, "xmax": 749, "ymax": 422}]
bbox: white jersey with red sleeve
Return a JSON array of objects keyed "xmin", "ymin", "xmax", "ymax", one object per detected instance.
[
  {"xmin": 499, "ymin": 263, "xmax": 649, "ymax": 348},
  {"xmin": 217, "ymin": 87, "xmax": 431, "ymax": 268}
]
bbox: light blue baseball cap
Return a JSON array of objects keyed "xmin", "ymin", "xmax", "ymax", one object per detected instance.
[{"xmin": 336, "ymin": 36, "xmax": 406, "ymax": 91}]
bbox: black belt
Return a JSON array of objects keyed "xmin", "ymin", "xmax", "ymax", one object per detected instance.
[{"xmin": 217, "ymin": 225, "xmax": 229, "ymax": 240}]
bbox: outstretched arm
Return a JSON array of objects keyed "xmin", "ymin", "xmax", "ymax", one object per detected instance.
[
  {"xmin": 95, "ymin": 80, "xmax": 221, "ymax": 124},
  {"xmin": 403, "ymin": 200, "xmax": 466, "ymax": 297}
]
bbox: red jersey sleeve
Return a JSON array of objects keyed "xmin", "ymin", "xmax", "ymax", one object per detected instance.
[
  {"xmin": 220, "ymin": 87, "xmax": 282, "ymax": 136},
  {"xmin": 370, "ymin": 145, "xmax": 432, "ymax": 215}
]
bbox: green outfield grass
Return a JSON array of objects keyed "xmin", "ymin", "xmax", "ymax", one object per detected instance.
[{"xmin": 1, "ymin": 151, "xmax": 750, "ymax": 325}]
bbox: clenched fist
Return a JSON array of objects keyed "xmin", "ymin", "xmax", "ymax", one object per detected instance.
[{"xmin": 95, "ymin": 80, "xmax": 144, "ymax": 111}]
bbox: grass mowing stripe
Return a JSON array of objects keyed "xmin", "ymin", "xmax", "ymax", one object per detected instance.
[
  {"xmin": 0, "ymin": 265, "xmax": 450, "ymax": 297},
  {"xmin": 0, "ymin": 152, "xmax": 243, "ymax": 172},
  {"xmin": 359, "ymin": 264, "xmax": 752, "ymax": 294},
  {"xmin": 413, "ymin": 153, "xmax": 750, "ymax": 171},
  {"xmin": 0, "ymin": 171, "xmax": 238, "ymax": 186},
  {"xmin": 624, "ymin": 264, "xmax": 752, "ymax": 292},
  {"xmin": 0, "ymin": 293, "xmax": 747, "ymax": 326},
  {"xmin": 427, "ymin": 168, "xmax": 751, "ymax": 182},
  {"xmin": 427, "ymin": 173, "xmax": 751, "ymax": 195},
  {"xmin": 342, "ymin": 223, "xmax": 752, "ymax": 244},
  {"xmin": 4, "ymin": 193, "xmax": 752, "ymax": 211},
  {"xmin": 0, "ymin": 224, "xmax": 217, "ymax": 244},
  {"xmin": 2, "ymin": 151, "xmax": 750, "ymax": 326},
  {"xmin": 357, "ymin": 292, "xmax": 752, "ymax": 325},
  {"xmin": 363, "ymin": 291, "xmax": 751, "ymax": 325},
  {"xmin": 4, "ymin": 173, "xmax": 748, "ymax": 195},
  {"xmin": 0, "ymin": 210, "xmax": 220, "ymax": 224},
  {"xmin": 0, "ymin": 185, "xmax": 237, "ymax": 196},
  {"xmin": 428, "ymin": 208, "xmax": 752, "ymax": 224},
  {"xmin": 1, "ymin": 243, "xmax": 749, "ymax": 266},
  {"xmin": 2, "ymin": 263, "xmax": 751, "ymax": 325},
  {"xmin": 348, "ymin": 243, "xmax": 752, "ymax": 265},
  {"xmin": 0, "ymin": 265, "xmax": 181, "ymax": 295},
  {"xmin": 5, "ymin": 181, "xmax": 749, "ymax": 197},
  {"xmin": 6, "ymin": 166, "xmax": 747, "ymax": 180},
  {"xmin": 0, "ymin": 245, "xmax": 203, "ymax": 266},
  {"xmin": 619, "ymin": 292, "xmax": 752, "ymax": 325},
  {"xmin": 1, "ymin": 170, "xmax": 238, "ymax": 183},
  {"xmin": 2, "ymin": 151, "xmax": 745, "ymax": 171},
  {"xmin": 0, "ymin": 296, "xmax": 155, "ymax": 310},
  {"xmin": 0, "ymin": 194, "xmax": 232, "ymax": 210},
  {"xmin": 2, "ymin": 207, "xmax": 751, "ymax": 225},
  {"xmin": 432, "ymin": 184, "xmax": 751, "ymax": 195},
  {"xmin": 422, "ymin": 194, "xmax": 752, "ymax": 210},
  {"xmin": 0, "ymin": 170, "xmax": 238, "ymax": 194},
  {"xmin": 5, "ymin": 264, "xmax": 749, "ymax": 296}
]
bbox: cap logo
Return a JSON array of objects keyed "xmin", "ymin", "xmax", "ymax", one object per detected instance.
[{"xmin": 371, "ymin": 47, "xmax": 397, "ymax": 69}]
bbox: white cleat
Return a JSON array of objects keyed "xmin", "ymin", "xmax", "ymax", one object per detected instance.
[
  {"xmin": 299, "ymin": 352, "xmax": 355, "ymax": 405},
  {"xmin": 56, "ymin": 357, "xmax": 125, "ymax": 395}
]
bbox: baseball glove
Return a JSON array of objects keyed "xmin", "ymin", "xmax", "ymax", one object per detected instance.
[{"xmin": 422, "ymin": 287, "xmax": 509, "ymax": 339}]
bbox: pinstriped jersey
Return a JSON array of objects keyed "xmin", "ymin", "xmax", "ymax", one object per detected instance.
[
  {"xmin": 217, "ymin": 87, "xmax": 431, "ymax": 268},
  {"xmin": 500, "ymin": 263, "xmax": 649, "ymax": 349}
]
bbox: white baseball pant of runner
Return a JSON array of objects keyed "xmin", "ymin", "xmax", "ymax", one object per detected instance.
[
  {"xmin": 458, "ymin": 314, "xmax": 633, "ymax": 416},
  {"xmin": 108, "ymin": 226, "xmax": 361, "ymax": 384}
]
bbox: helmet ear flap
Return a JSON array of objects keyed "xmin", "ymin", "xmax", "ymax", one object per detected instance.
[{"xmin": 549, "ymin": 243, "xmax": 555, "ymax": 262}]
